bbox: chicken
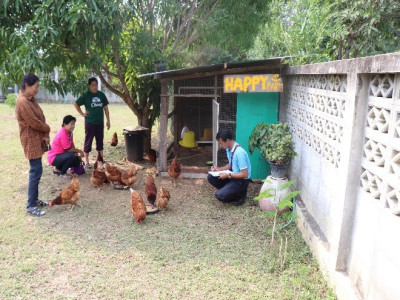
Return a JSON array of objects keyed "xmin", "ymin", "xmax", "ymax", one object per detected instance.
[
  {"xmin": 130, "ymin": 188, "xmax": 146, "ymax": 224},
  {"xmin": 93, "ymin": 152, "xmax": 104, "ymax": 170},
  {"xmin": 104, "ymin": 162, "xmax": 122, "ymax": 187},
  {"xmin": 49, "ymin": 176, "xmax": 81, "ymax": 210},
  {"xmin": 147, "ymin": 148, "xmax": 157, "ymax": 163},
  {"xmin": 156, "ymin": 187, "xmax": 170, "ymax": 210},
  {"xmin": 121, "ymin": 166, "xmax": 137, "ymax": 188},
  {"xmin": 144, "ymin": 174, "xmax": 157, "ymax": 208},
  {"xmin": 110, "ymin": 132, "xmax": 118, "ymax": 147},
  {"xmin": 90, "ymin": 161, "xmax": 107, "ymax": 190},
  {"xmin": 168, "ymin": 156, "xmax": 183, "ymax": 187}
]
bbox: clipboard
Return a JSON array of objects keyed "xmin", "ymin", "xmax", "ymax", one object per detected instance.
[{"xmin": 208, "ymin": 170, "xmax": 232, "ymax": 177}]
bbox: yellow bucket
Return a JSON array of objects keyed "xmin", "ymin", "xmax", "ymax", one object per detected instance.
[
  {"xmin": 179, "ymin": 131, "xmax": 198, "ymax": 148},
  {"xmin": 200, "ymin": 128, "xmax": 212, "ymax": 141}
]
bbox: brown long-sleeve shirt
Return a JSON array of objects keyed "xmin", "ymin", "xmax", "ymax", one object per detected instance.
[{"xmin": 15, "ymin": 91, "xmax": 50, "ymax": 160}]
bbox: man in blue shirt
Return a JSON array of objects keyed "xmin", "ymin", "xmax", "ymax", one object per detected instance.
[{"xmin": 207, "ymin": 129, "xmax": 251, "ymax": 206}]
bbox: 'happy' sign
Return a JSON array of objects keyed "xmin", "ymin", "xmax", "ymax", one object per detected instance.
[{"xmin": 224, "ymin": 74, "xmax": 283, "ymax": 93}]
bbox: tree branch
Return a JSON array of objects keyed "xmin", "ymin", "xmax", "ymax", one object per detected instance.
[
  {"xmin": 97, "ymin": 66, "xmax": 140, "ymax": 117},
  {"xmin": 170, "ymin": 0, "xmax": 221, "ymax": 53},
  {"xmin": 94, "ymin": 68, "xmax": 125, "ymax": 99},
  {"xmin": 102, "ymin": 64, "xmax": 119, "ymax": 79},
  {"xmin": 140, "ymin": 0, "xmax": 147, "ymax": 32},
  {"xmin": 110, "ymin": 38, "xmax": 135, "ymax": 102},
  {"xmin": 177, "ymin": 30, "xmax": 199, "ymax": 52},
  {"xmin": 171, "ymin": 2, "xmax": 199, "ymax": 52},
  {"xmin": 149, "ymin": 0, "xmax": 154, "ymax": 36}
]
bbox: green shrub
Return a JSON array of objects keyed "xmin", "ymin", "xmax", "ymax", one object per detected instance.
[
  {"xmin": 5, "ymin": 93, "xmax": 17, "ymax": 108},
  {"xmin": 249, "ymin": 122, "xmax": 297, "ymax": 164}
]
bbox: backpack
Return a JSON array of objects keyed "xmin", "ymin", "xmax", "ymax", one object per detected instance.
[{"xmin": 70, "ymin": 159, "xmax": 85, "ymax": 175}]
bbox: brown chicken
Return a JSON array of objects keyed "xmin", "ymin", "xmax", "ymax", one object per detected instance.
[
  {"xmin": 93, "ymin": 152, "xmax": 104, "ymax": 170},
  {"xmin": 49, "ymin": 176, "xmax": 81, "ymax": 210},
  {"xmin": 121, "ymin": 166, "xmax": 137, "ymax": 188},
  {"xmin": 168, "ymin": 156, "xmax": 183, "ymax": 187},
  {"xmin": 130, "ymin": 188, "xmax": 146, "ymax": 224},
  {"xmin": 147, "ymin": 148, "xmax": 157, "ymax": 163},
  {"xmin": 144, "ymin": 174, "xmax": 157, "ymax": 208},
  {"xmin": 90, "ymin": 161, "xmax": 107, "ymax": 189},
  {"xmin": 110, "ymin": 132, "xmax": 118, "ymax": 147},
  {"xmin": 104, "ymin": 162, "xmax": 122, "ymax": 186},
  {"xmin": 156, "ymin": 187, "xmax": 170, "ymax": 210}
]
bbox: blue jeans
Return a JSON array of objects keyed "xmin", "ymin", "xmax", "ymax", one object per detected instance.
[
  {"xmin": 52, "ymin": 152, "xmax": 80, "ymax": 175},
  {"xmin": 207, "ymin": 174, "xmax": 249, "ymax": 203},
  {"xmin": 28, "ymin": 158, "xmax": 43, "ymax": 208}
]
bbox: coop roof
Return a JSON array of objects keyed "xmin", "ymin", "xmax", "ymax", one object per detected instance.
[{"xmin": 139, "ymin": 57, "xmax": 288, "ymax": 80}]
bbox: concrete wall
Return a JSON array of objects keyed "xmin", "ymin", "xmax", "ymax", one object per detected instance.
[
  {"xmin": 282, "ymin": 52, "xmax": 400, "ymax": 300},
  {"xmin": 35, "ymin": 87, "xmax": 123, "ymax": 103},
  {"xmin": 2, "ymin": 72, "xmax": 123, "ymax": 103}
]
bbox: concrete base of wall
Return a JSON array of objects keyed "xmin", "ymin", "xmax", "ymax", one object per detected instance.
[{"xmin": 296, "ymin": 197, "xmax": 361, "ymax": 300}]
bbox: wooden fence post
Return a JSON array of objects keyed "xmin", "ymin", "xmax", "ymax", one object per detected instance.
[{"xmin": 158, "ymin": 80, "xmax": 170, "ymax": 172}]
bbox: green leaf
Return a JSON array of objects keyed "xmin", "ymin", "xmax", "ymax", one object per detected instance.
[
  {"xmin": 277, "ymin": 180, "xmax": 296, "ymax": 191},
  {"xmin": 254, "ymin": 188, "xmax": 275, "ymax": 201}
]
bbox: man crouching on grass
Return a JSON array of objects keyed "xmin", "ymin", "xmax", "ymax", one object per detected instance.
[{"xmin": 207, "ymin": 129, "xmax": 251, "ymax": 206}]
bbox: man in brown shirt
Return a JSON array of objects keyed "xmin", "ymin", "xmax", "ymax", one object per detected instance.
[{"xmin": 15, "ymin": 74, "xmax": 51, "ymax": 216}]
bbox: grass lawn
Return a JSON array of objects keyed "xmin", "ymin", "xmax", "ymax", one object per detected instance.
[{"xmin": 0, "ymin": 103, "xmax": 336, "ymax": 299}]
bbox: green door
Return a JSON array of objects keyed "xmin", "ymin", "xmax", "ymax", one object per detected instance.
[{"xmin": 236, "ymin": 92, "xmax": 279, "ymax": 179}]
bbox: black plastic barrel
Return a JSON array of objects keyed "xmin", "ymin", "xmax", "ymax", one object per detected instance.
[{"xmin": 124, "ymin": 130, "xmax": 145, "ymax": 162}]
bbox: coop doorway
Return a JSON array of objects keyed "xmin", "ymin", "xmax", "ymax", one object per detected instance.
[{"xmin": 176, "ymin": 97, "xmax": 218, "ymax": 168}]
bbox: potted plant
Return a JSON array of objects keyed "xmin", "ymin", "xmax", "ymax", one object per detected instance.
[
  {"xmin": 254, "ymin": 179, "xmax": 300, "ymax": 245},
  {"xmin": 248, "ymin": 122, "xmax": 297, "ymax": 178}
]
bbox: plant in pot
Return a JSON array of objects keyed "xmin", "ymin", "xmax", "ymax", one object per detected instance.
[
  {"xmin": 248, "ymin": 122, "xmax": 297, "ymax": 178},
  {"xmin": 249, "ymin": 122, "xmax": 299, "ymax": 212},
  {"xmin": 254, "ymin": 179, "xmax": 300, "ymax": 232}
]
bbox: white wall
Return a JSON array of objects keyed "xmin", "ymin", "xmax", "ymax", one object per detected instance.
[
  {"xmin": 4, "ymin": 71, "xmax": 123, "ymax": 103},
  {"xmin": 35, "ymin": 88, "xmax": 123, "ymax": 103},
  {"xmin": 282, "ymin": 53, "xmax": 400, "ymax": 300}
]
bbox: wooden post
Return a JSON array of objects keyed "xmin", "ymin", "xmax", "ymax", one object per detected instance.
[
  {"xmin": 174, "ymin": 96, "xmax": 179, "ymax": 150},
  {"xmin": 158, "ymin": 80, "xmax": 170, "ymax": 172}
]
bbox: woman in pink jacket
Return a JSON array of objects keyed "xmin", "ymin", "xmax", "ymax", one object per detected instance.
[{"xmin": 47, "ymin": 115, "xmax": 84, "ymax": 178}]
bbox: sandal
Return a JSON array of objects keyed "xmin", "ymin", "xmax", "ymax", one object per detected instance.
[
  {"xmin": 84, "ymin": 163, "xmax": 92, "ymax": 170},
  {"xmin": 53, "ymin": 167, "xmax": 61, "ymax": 175},
  {"xmin": 36, "ymin": 200, "xmax": 48, "ymax": 207},
  {"xmin": 26, "ymin": 206, "xmax": 46, "ymax": 217},
  {"xmin": 60, "ymin": 174, "xmax": 72, "ymax": 179}
]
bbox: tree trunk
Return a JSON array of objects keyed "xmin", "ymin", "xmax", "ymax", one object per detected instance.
[{"xmin": 138, "ymin": 112, "xmax": 154, "ymax": 154}]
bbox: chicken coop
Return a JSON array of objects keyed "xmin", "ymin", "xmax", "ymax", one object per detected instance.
[{"xmin": 140, "ymin": 58, "xmax": 286, "ymax": 179}]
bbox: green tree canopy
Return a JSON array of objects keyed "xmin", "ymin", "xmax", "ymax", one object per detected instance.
[
  {"xmin": 249, "ymin": 0, "xmax": 400, "ymax": 64},
  {"xmin": 1, "ymin": 0, "xmax": 268, "ymax": 150}
]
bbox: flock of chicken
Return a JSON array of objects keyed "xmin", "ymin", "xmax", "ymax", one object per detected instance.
[{"xmin": 49, "ymin": 132, "xmax": 183, "ymax": 224}]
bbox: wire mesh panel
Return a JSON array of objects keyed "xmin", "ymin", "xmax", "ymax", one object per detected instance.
[
  {"xmin": 173, "ymin": 74, "xmax": 238, "ymax": 167},
  {"xmin": 178, "ymin": 97, "xmax": 213, "ymax": 140},
  {"xmin": 174, "ymin": 76, "xmax": 218, "ymax": 140},
  {"xmin": 217, "ymin": 75, "xmax": 237, "ymax": 137},
  {"xmin": 174, "ymin": 76, "xmax": 220, "ymax": 95}
]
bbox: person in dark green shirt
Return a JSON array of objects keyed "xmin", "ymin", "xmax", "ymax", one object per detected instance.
[{"xmin": 74, "ymin": 77, "xmax": 110, "ymax": 168}]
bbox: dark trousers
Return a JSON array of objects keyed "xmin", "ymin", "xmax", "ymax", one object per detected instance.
[
  {"xmin": 207, "ymin": 174, "xmax": 249, "ymax": 203},
  {"xmin": 52, "ymin": 152, "xmax": 80, "ymax": 175},
  {"xmin": 28, "ymin": 158, "xmax": 43, "ymax": 208},
  {"xmin": 84, "ymin": 121, "xmax": 104, "ymax": 153}
]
